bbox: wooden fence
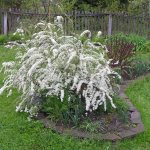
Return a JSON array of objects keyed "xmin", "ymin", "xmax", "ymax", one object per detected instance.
[{"xmin": 0, "ymin": 9, "xmax": 150, "ymax": 38}]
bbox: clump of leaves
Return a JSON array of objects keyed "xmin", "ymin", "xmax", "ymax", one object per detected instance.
[
  {"xmin": 80, "ymin": 119, "xmax": 99, "ymax": 133},
  {"xmin": 114, "ymin": 96, "xmax": 129, "ymax": 123},
  {"xmin": 110, "ymin": 33, "xmax": 149, "ymax": 52},
  {"xmin": 8, "ymin": 33, "xmax": 22, "ymax": 41},
  {"xmin": 127, "ymin": 58, "xmax": 150, "ymax": 79},
  {"xmin": 41, "ymin": 89, "xmax": 85, "ymax": 126}
]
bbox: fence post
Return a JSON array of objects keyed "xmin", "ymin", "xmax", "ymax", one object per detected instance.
[
  {"xmin": 2, "ymin": 11, "xmax": 8, "ymax": 35},
  {"xmin": 74, "ymin": 8, "xmax": 77, "ymax": 33},
  {"xmin": 108, "ymin": 14, "xmax": 112, "ymax": 36}
]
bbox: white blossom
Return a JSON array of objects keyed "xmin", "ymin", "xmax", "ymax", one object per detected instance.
[
  {"xmin": 0, "ymin": 19, "xmax": 120, "ymax": 117},
  {"xmin": 97, "ymin": 31, "xmax": 102, "ymax": 37},
  {"xmin": 54, "ymin": 16, "xmax": 64, "ymax": 24},
  {"xmin": 80, "ymin": 30, "xmax": 91, "ymax": 38},
  {"xmin": 13, "ymin": 28, "xmax": 24, "ymax": 36}
]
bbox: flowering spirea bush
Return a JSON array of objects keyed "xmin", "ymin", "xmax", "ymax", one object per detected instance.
[{"xmin": 0, "ymin": 19, "xmax": 120, "ymax": 117}]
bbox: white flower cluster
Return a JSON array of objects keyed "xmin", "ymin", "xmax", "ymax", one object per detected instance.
[
  {"xmin": 13, "ymin": 28, "xmax": 24, "ymax": 37},
  {"xmin": 80, "ymin": 30, "xmax": 91, "ymax": 38},
  {"xmin": 97, "ymin": 31, "xmax": 102, "ymax": 37},
  {"xmin": 54, "ymin": 16, "xmax": 64, "ymax": 24},
  {"xmin": 0, "ymin": 18, "xmax": 120, "ymax": 116}
]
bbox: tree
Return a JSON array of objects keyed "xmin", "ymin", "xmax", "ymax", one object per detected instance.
[
  {"xmin": 0, "ymin": 0, "xmax": 41, "ymax": 10},
  {"xmin": 60, "ymin": 0, "xmax": 148, "ymax": 13}
]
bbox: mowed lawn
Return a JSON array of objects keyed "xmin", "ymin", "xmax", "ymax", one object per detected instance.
[{"xmin": 0, "ymin": 45, "xmax": 150, "ymax": 150}]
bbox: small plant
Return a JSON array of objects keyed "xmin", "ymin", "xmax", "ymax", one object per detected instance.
[{"xmin": 80, "ymin": 119, "xmax": 99, "ymax": 133}]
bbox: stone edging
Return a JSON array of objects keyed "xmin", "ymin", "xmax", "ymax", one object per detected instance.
[
  {"xmin": 117, "ymin": 80, "xmax": 145, "ymax": 139},
  {"xmin": 36, "ymin": 79, "xmax": 145, "ymax": 141}
]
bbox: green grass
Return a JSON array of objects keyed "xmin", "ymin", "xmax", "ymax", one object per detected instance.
[{"xmin": 0, "ymin": 45, "xmax": 150, "ymax": 149}]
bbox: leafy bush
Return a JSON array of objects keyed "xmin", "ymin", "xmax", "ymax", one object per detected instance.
[
  {"xmin": 109, "ymin": 33, "xmax": 149, "ymax": 52},
  {"xmin": 127, "ymin": 58, "xmax": 150, "ymax": 79},
  {"xmin": 0, "ymin": 19, "xmax": 120, "ymax": 118},
  {"xmin": 126, "ymin": 34, "xmax": 149, "ymax": 52},
  {"xmin": 0, "ymin": 35, "xmax": 8, "ymax": 44},
  {"xmin": 107, "ymin": 38, "xmax": 135, "ymax": 79}
]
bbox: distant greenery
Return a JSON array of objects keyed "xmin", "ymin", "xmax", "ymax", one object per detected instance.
[
  {"xmin": 60, "ymin": 0, "xmax": 148, "ymax": 14},
  {"xmin": 0, "ymin": 0, "xmax": 40, "ymax": 10},
  {"xmin": 61, "ymin": 0, "xmax": 129, "ymax": 11}
]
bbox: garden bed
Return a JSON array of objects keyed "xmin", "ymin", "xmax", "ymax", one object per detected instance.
[{"xmin": 36, "ymin": 78, "xmax": 145, "ymax": 141}]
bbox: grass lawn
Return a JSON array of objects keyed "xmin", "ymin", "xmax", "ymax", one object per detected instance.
[{"xmin": 0, "ymin": 45, "xmax": 150, "ymax": 150}]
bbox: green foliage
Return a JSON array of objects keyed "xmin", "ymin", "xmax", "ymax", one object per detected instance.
[
  {"xmin": 79, "ymin": 36, "xmax": 88, "ymax": 43},
  {"xmin": 0, "ymin": 0, "xmax": 41, "ymax": 9},
  {"xmin": 128, "ymin": 0, "xmax": 148, "ymax": 14},
  {"xmin": 114, "ymin": 96, "xmax": 129, "ymax": 123},
  {"xmin": 80, "ymin": 96, "xmax": 129, "ymax": 132},
  {"xmin": 80, "ymin": 119, "xmax": 99, "ymax": 133},
  {"xmin": 60, "ymin": 0, "xmax": 147, "ymax": 13},
  {"xmin": 92, "ymin": 36, "xmax": 107, "ymax": 45},
  {"xmin": 41, "ymin": 90, "xmax": 85, "ymax": 126},
  {"xmin": 120, "ymin": 51, "xmax": 150, "ymax": 79},
  {"xmin": 0, "ymin": 35, "xmax": 8, "ymax": 44},
  {"xmin": 126, "ymin": 34, "xmax": 149, "ymax": 52},
  {"xmin": 107, "ymin": 96, "xmax": 128, "ymax": 114},
  {"xmin": 8, "ymin": 33, "xmax": 22, "ymax": 41},
  {"xmin": 127, "ymin": 58, "xmax": 150, "ymax": 79},
  {"xmin": 41, "ymin": 89, "xmax": 129, "ymax": 127},
  {"xmin": 60, "ymin": 0, "xmax": 77, "ymax": 11},
  {"xmin": 109, "ymin": 33, "xmax": 149, "ymax": 52}
]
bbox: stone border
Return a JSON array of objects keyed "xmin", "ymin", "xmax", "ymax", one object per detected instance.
[
  {"xmin": 36, "ymin": 79, "xmax": 145, "ymax": 141},
  {"xmin": 117, "ymin": 80, "xmax": 145, "ymax": 139}
]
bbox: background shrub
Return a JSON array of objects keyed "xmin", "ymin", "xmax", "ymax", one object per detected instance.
[
  {"xmin": 109, "ymin": 33, "xmax": 149, "ymax": 52},
  {"xmin": 127, "ymin": 58, "xmax": 150, "ymax": 79},
  {"xmin": 106, "ymin": 38, "xmax": 135, "ymax": 79},
  {"xmin": 0, "ymin": 35, "xmax": 8, "ymax": 44}
]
